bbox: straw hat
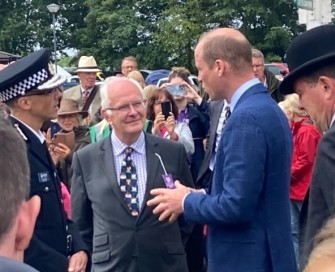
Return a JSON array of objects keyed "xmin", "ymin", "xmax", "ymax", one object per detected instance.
[
  {"xmin": 75, "ymin": 56, "xmax": 101, "ymax": 73},
  {"xmin": 58, "ymin": 99, "xmax": 88, "ymax": 118}
]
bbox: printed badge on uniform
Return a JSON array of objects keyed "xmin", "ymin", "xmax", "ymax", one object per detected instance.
[{"xmin": 38, "ymin": 172, "xmax": 50, "ymax": 183}]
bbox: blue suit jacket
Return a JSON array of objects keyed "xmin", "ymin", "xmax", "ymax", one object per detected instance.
[{"xmin": 184, "ymin": 84, "xmax": 297, "ymax": 272}]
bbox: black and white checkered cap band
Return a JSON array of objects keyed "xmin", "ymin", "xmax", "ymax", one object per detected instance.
[{"xmin": 0, "ymin": 69, "xmax": 49, "ymax": 102}]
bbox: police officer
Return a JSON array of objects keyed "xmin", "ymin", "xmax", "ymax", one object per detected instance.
[{"xmin": 0, "ymin": 49, "xmax": 89, "ymax": 272}]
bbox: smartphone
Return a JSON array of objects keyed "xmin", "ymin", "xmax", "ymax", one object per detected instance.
[
  {"xmin": 52, "ymin": 132, "xmax": 75, "ymax": 150},
  {"xmin": 166, "ymin": 84, "xmax": 186, "ymax": 96},
  {"xmin": 53, "ymin": 133, "xmax": 67, "ymax": 146},
  {"xmin": 161, "ymin": 101, "xmax": 172, "ymax": 120}
]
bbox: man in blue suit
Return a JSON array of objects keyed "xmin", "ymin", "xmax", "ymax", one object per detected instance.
[{"xmin": 148, "ymin": 28, "xmax": 297, "ymax": 272}]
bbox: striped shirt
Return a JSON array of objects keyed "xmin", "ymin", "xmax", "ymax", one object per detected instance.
[{"xmin": 111, "ymin": 131, "xmax": 147, "ymax": 210}]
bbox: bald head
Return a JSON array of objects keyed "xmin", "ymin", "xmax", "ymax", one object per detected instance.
[{"xmin": 196, "ymin": 28, "xmax": 252, "ymax": 72}]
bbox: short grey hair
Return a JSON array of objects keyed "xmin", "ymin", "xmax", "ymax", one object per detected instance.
[
  {"xmin": 252, "ymin": 48, "xmax": 264, "ymax": 60},
  {"xmin": 100, "ymin": 77, "xmax": 145, "ymax": 110},
  {"xmin": 0, "ymin": 119, "xmax": 30, "ymax": 242}
]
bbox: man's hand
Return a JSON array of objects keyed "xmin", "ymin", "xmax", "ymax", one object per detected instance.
[
  {"xmin": 147, "ymin": 181, "xmax": 191, "ymax": 223},
  {"xmin": 68, "ymin": 251, "xmax": 88, "ymax": 272}
]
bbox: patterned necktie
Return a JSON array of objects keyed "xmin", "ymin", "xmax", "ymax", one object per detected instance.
[
  {"xmin": 82, "ymin": 89, "xmax": 90, "ymax": 105},
  {"xmin": 120, "ymin": 147, "xmax": 139, "ymax": 217},
  {"xmin": 223, "ymin": 106, "xmax": 231, "ymax": 125}
]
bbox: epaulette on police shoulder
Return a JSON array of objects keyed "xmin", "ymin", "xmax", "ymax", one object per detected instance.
[{"xmin": 14, "ymin": 123, "xmax": 28, "ymax": 141}]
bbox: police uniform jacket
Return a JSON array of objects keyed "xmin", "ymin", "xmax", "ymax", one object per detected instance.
[{"xmin": 8, "ymin": 116, "xmax": 88, "ymax": 272}]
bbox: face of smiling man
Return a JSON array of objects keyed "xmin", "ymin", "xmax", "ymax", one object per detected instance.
[{"xmin": 102, "ymin": 79, "xmax": 146, "ymax": 145}]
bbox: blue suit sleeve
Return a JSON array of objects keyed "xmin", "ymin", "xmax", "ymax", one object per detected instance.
[{"xmin": 184, "ymin": 113, "xmax": 266, "ymax": 225}]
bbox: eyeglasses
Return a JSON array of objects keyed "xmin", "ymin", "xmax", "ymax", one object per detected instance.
[
  {"xmin": 154, "ymin": 100, "xmax": 170, "ymax": 105},
  {"xmin": 106, "ymin": 99, "xmax": 147, "ymax": 113},
  {"xmin": 23, "ymin": 87, "xmax": 62, "ymax": 97}
]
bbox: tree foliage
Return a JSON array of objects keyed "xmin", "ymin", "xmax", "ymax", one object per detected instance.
[
  {"xmin": 1, "ymin": 0, "xmax": 330, "ymax": 70},
  {"xmin": 0, "ymin": 0, "xmax": 87, "ymax": 58}
]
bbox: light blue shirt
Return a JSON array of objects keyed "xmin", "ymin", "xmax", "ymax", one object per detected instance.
[
  {"xmin": 111, "ymin": 131, "xmax": 147, "ymax": 210},
  {"xmin": 230, "ymin": 78, "xmax": 260, "ymax": 112}
]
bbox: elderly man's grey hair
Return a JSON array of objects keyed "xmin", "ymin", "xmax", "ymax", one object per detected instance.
[
  {"xmin": 100, "ymin": 77, "xmax": 144, "ymax": 110},
  {"xmin": 252, "ymin": 48, "xmax": 264, "ymax": 60}
]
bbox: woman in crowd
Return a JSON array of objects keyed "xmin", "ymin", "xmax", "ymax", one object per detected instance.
[
  {"xmin": 128, "ymin": 70, "xmax": 146, "ymax": 89},
  {"xmin": 146, "ymin": 88, "xmax": 194, "ymax": 156},
  {"xmin": 279, "ymin": 94, "xmax": 321, "ymax": 268},
  {"xmin": 168, "ymin": 67, "xmax": 210, "ymax": 181},
  {"xmin": 51, "ymin": 99, "xmax": 91, "ymax": 190}
]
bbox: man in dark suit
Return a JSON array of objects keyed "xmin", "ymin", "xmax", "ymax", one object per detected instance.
[
  {"xmin": 0, "ymin": 119, "xmax": 40, "ymax": 272},
  {"xmin": 0, "ymin": 49, "xmax": 88, "ymax": 272},
  {"xmin": 197, "ymin": 99, "xmax": 225, "ymax": 188},
  {"xmin": 148, "ymin": 28, "xmax": 296, "ymax": 272},
  {"xmin": 71, "ymin": 77, "xmax": 194, "ymax": 272},
  {"xmin": 279, "ymin": 24, "xmax": 335, "ymax": 270}
]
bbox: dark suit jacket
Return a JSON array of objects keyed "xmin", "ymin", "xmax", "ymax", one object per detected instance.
[
  {"xmin": 196, "ymin": 100, "xmax": 224, "ymax": 188},
  {"xmin": 71, "ymin": 133, "xmax": 194, "ymax": 272},
  {"xmin": 300, "ymin": 123, "xmax": 335, "ymax": 269},
  {"xmin": 8, "ymin": 116, "xmax": 88, "ymax": 272},
  {"xmin": 187, "ymin": 101, "xmax": 210, "ymax": 181},
  {"xmin": 184, "ymin": 84, "xmax": 297, "ymax": 272}
]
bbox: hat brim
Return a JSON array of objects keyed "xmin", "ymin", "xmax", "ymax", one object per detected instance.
[
  {"xmin": 58, "ymin": 110, "xmax": 89, "ymax": 119},
  {"xmin": 75, "ymin": 68, "xmax": 101, "ymax": 73},
  {"xmin": 280, "ymin": 52, "xmax": 335, "ymax": 95},
  {"xmin": 37, "ymin": 73, "xmax": 66, "ymax": 91}
]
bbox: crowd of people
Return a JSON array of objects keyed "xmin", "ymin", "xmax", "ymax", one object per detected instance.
[{"xmin": 1, "ymin": 24, "xmax": 335, "ymax": 272}]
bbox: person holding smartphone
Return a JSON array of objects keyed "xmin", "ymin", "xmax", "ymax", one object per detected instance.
[
  {"xmin": 50, "ymin": 99, "xmax": 91, "ymax": 190},
  {"xmin": 146, "ymin": 88, "xmax": 194, "ymax": 156},
  {"xmin": 167, "ymin": 67, "xmax": 210, "ymax": 272}
]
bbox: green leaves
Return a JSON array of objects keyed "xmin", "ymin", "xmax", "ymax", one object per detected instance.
[{"xmin": 0, "ymin": 0, "xmax": 312, "ymax": 69}]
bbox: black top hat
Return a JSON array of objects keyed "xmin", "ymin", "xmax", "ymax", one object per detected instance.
[
  {"xmin": 0, "ymin": 49, "xmax": 66, "ymax": 102},
  {"xmin": 280, "ymin": 24, "xmax": 335, "ymax": 95}
]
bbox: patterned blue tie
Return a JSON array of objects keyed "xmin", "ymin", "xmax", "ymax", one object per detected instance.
[{"xmin": 120, "ymin": 147, "xmax": 139, "ymax": 217}]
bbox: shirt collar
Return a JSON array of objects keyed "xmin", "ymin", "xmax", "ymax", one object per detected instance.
[
  {"xmin": 81, "ymin": 86, "xmax": 94, "ymax": 93},
  {"xmin": 330, "ymin": 113, "xmax": 335, "ymax": 128},
  {"xmin": 10, "ymin": 115, "xmax": 45, "ymax": 144},
  {"xmin": 230, "ymin": 78, "xmax": 260, "ymax": 112},
  {"xmin": 111, "ymin": 130, "xmax": 146, "ymax": 156}
]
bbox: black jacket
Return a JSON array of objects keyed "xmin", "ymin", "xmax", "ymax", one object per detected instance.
[
  {"xmin": 264, "ymin": 69, "xmax": 284, "ymax": 103},
  {"xmin": 8, "ymin": 116, "xmax": 88, "ymax": 272},
  {"xmin": 187, "ymin": 100, "xmax": 210, "ymax": 181}
]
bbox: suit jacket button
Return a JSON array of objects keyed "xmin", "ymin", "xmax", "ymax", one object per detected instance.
[{"xmin": 45, "ymin": 186, "xmax": 49, "ymax": 192}]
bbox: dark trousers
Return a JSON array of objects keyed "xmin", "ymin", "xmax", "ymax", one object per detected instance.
[{"xmin": 186, "ymin": 224, "xmax": 206, "ymax": 272}]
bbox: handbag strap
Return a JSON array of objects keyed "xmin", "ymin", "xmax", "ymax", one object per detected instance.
[{"xmin": 82, "ymin": 86, "xmax": 98, "ymax": 112}]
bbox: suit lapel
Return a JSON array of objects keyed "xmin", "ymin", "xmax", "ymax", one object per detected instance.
[
  {"xmin": 99, "ymin": 137, "xmax": 131, "ymax": 214},
  {"xmin": 209, "ymin": 100, "xmax": 224, "ymax": 151},
  {"xmin": 71, "ymin": 86, "xmax": 83, "ymax": 106},
  {"xmin": 141, "ymin": 134, "xmax": 160, "ymax": 213}
]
